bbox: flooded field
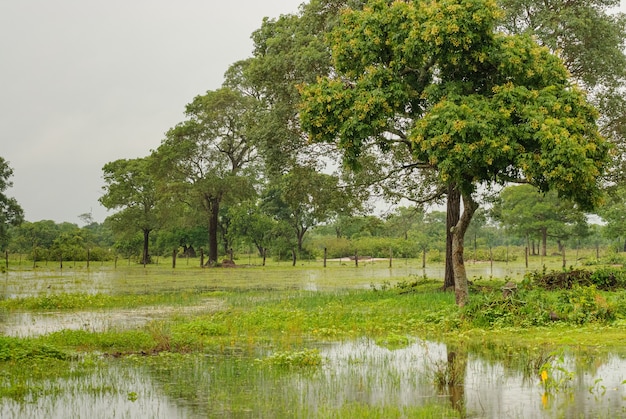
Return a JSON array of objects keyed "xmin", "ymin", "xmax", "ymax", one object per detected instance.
[{"xmin": 1, "ymin": 262, "xmax": 624, "ymax": 418}]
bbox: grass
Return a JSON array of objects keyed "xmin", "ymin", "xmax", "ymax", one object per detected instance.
[{"xmin": 1, "ymin": 258, "xmax": 626, "ymax": 417}]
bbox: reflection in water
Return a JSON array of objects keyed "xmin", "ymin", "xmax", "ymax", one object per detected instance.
[
  {"xmin": 0, "ymin": 363, "xmax": 190, "ymax": 419},
  {"xmin": 0, "ymin": 338, "xmax": 624, "ymax": 418}
]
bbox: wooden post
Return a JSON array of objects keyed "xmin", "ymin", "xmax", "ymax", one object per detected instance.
[
  {"xmin": 596, "ymin": 243, "xmax": 599, "ymax": 260},
  {"xmin": 422, "ymin": 248, "xmax": 426, "ymax": 269},
  {"xmin": 389, "ymin": 247, "xmax": 392, "ymax": 268},
  {"xmin": 172, "ymin": 249, "xmax": 177, "ymax": 269},
  {"xmin": 323, "ymin": 247, "xmax": 327, "ymax": 268},
  {"xmin": 200, "ymin": 248, "xmax": 204, "ymax": 267},
  {"xmin": 60, "ymin": 254, "xmax": 63, "ymax": 269},
  {"xmin": 33, "ymin": 247, "xmax": 37, "ymax": 269},
  {"xmin": 525, "ymin": 247, "xmax": 528, "ymax": 268},
  {"xmin": 4, "ymin": 250, "xmax": 7, "ymax": 270},
  {"xmin": 562, "ymin": 246, "xmax": 566, "ymax": 269},
  {"xmin": 355, "ymin": 250, "xmax": 358, "ymax": 268}
]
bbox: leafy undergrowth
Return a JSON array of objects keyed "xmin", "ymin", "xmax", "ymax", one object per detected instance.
[
  {"xmin": 527, "ymin": 266, "xmax": 626, "ymax": 290},
  {"xmin": 462, "ymin": 267, "xmax": 626, "ymax": 329}
]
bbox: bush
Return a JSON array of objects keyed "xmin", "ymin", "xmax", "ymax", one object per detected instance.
[
  {"xmin": 526, "ymin": 267, "xmax": 626, "ymax": 291},
  {"xmin": 465, "ymin": 246, "xmax": 519, "ymax": 262},
  {"xmin": 463, "ymin": 284, "xmax": 617, "ymax": 328}
]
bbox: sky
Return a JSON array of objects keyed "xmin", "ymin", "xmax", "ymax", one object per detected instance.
[
  {"xmin": 1, "ymin": 1, "xmax": 625, "ymax": 225},
  {"xmin": 0, "ymin": 0, "xmax": 303, "ymax": 225}
]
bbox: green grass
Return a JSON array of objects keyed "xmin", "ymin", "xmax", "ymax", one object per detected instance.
[{"xmin": 1, "ymin": 260, "xmax": 626, "ymax": 417}]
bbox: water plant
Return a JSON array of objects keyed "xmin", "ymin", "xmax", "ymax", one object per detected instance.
[{"xmin": 257, "ymin": 348, "xmax": 323, "ymax": 368}]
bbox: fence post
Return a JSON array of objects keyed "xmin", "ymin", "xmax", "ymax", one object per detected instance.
[
  {"xmin": 525, "ymin": 247, "xmax": 528, "ymax": 268},
  {"xmin": 324, "ymin": 247, "xmax": 327, "ymax": 268},
  {"xmin": 172, "ymin": 249, "xmax": 177, "ymax": 269},
  {"xmin": 200, "ymin": 248, "xmax": 204, "ymax": 267},
  {"xmin": 389, "ymin": 247, "xmax": 392, "ymax": 268},
  {"xmin": 355, "ymin": 250, "xmax": 358, "ymax": 268}
]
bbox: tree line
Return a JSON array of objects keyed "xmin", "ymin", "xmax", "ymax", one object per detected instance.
[{"xmin": 2, "ymin": 187, "xmax": 624, "ymax": 267}]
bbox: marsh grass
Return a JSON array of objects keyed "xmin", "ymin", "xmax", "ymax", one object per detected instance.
[
  {"xmin": 2, "ymin": 261, "xmax": 626, "ymax": 417},
  {"xmin": 0, "ymin": 291, "xmax": 221, "ymax": 311}
]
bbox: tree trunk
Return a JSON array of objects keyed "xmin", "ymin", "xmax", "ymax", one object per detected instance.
[
  {"xmin": 541, "ymin": 227, "xmax": 547, "ymax": 257},
  {"xmin": 451, "ymin": 193, "xmax": 478, "ymax": 307},
  {"xmin": 141, "ymin": 229, "xmax": 150, "ymax": 266},
  {"xmin": 444, "ymin": 184, "xmax": 460, "ymax": 291},
  {"xmin": 296, "ymin": 226, "xmax": 308, "ymax": 253},
  {"xmin": 207, "ymin": 197, "xmax": 220, "ymax": 265}
]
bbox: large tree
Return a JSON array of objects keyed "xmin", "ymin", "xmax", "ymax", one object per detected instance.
[
  {"xmin": 499, "ymin": 0, "xmax": 626, "ymax": 178},
  {"xmin": 100, "ymin": 157, "xmax": 159, "ymax": 265},
  {"xmin": 300, "ymin": 0, "xmax": 609, "ymax": 306},
  {"xmin": 153, "ymin": 87, "xmax": 260, "ymax": 265},
  {"xmin": 0, "ymin": 157, "xmax": 24, "ymax": 250}
]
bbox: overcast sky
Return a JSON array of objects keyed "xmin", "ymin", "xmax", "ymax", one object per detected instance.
[
  {"xmin": 0, "ymin": 0, "xmax": 303, "ymax": 224},
  {"xmin": 1, "ymin": 1, "xmax": 625, "ymax": 225}
]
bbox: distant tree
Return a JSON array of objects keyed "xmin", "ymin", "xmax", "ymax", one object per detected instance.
[
  {"xmin": 227, "ymin": 200, "xmax": 277, "ymax": 256},
  {"xmin": 153, "ymin": 87, "xmax": 261, "ymax": 265},
  {"xmin": 384, "ymin": 206, "xmax": 427, "ymax": 240},
  {"xmin": 596, "ymin": 184, "xmax": 626, "ymax": 251},
  {"xmin": 100, "ymin": 157, "xmax": 159, "ymax": 265},
  {"xmin": 9, "ymin": 220, "xmax": 57, "ymax": 257},
  {"xmin": 261, "ymin": 165, "xmax": 359, "ymax": 258},
  {"xmin": 492, "ymin": 185, "xmax": 588, "ymax": 256},
  {"xmin": 0, "ymin": 157, "xmax": 24, "ymax": 250}
]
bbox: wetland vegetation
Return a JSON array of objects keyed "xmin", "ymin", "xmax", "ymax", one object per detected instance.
[{"xmin": 1, "ymin": 256, "xmax": 625, "ymax": 418}]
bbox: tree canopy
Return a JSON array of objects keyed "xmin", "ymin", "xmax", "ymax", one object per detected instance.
[
  {"xmin": 300, "ymin": 0, "xmax": 610, "ymax": 305},
  {"xmin": 492, "ymin": 184, "xmax": 588, "ymax": 256},
  {"xmin": 100, "ymin": 156, "xmax": 160, "ymax": 265},
  {"xmin": 0, "ymin": 157, "xmax": 24, "ymax": 250},
  {"xmin": 153, "ymin": 87, "xmax": 261, "ymax": 264}
]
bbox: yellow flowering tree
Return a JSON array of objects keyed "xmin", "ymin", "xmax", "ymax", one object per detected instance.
[{"xmin": 300, "ymin": 0, "xmax": 610, "ymax": 306}]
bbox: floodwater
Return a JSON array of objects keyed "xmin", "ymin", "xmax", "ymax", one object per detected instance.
[
  {"xmin": 0, "ymin": 339, "xmax": 624, "ymax": 418},
  {"xmin": 1, "ymin": 265, "xmax": 624, "ymax": 417},
  {"xmin": 0, "ymin": 300, "xmax": 223, "ymax": 337}
]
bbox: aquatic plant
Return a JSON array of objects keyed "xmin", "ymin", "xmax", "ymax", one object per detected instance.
[{"xmin": 258, "ymin": 348, "xmax": 323, "ymax": 368}]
